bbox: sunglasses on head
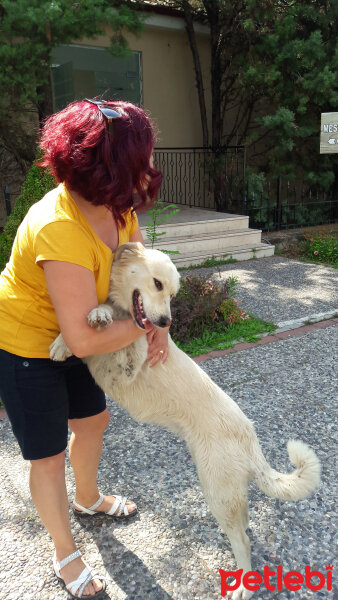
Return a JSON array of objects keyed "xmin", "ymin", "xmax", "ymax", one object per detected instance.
[{"xmin": 85, "ymin": 98, "xmax": 122, "ymax": 122}]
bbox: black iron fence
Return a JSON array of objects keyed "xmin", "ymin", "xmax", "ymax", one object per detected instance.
[
  {"xmin": 2, "ymin": 149, "xmax": 337, "ymax": 232},
  {"xmin": 153, "ymin": 147, "xmax": 338, "ymax": 231},
  {"xmin": 153, "ymin": 147, "xmax": 246, "ymax": 211},
  {"xmin": 242, "ymin": 177, "xmax": 338, "ymax": 232}
]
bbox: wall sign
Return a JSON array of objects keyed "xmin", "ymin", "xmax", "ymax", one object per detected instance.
[{"xmin": 320, "ymin": 112, "xmax": 338, "ymax": 154}]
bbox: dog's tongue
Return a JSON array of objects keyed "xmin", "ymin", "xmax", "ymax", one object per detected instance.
[{"xmin": 142, "ymin": 318, "xmax": 154, "ymax": 330}]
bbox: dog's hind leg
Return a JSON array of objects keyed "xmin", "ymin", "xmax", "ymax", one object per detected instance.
[
  {"xmin": 240, "ymin": 502, "xmax": 250, "ymax": 532},
  {"xmin": 208, "ymin": 493, "xmax": 253, "ymax": 600}
]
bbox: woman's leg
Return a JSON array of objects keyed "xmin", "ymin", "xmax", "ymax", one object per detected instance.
[
  {"xmin": 0, "ymin": 352, "xmax": 104, "ymax": 596},
  {"xmin": 68, "ymin": 409, "xmax": 136, "ymax": 514},
  {"xmin": 29, "ymin": 452, "xmax": 103, "ymax": 596}
]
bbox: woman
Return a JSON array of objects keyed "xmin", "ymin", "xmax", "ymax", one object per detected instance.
[{"xmin": 0, "ymin": 99, "xmax": 168, "ymax": 598}]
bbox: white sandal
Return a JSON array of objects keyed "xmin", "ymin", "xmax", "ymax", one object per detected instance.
[
  {"xmin": 53, "ymin": 549, "xmax": 106, "ymax": 599},
  {"xmin": 73, "ymin": 492, "xmax": 137, "ymax": 519}
]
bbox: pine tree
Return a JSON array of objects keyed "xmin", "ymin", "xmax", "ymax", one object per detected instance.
[
  {"xmin": 155, "ymin": 0, "xmax": 337, "ymax": 202},
  {"xmin": 0, "ymin": 1, "xmax": 143, "ymax": 180}
]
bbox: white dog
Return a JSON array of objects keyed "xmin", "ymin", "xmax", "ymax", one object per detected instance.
[{"xmin": 50, "ymin": 242, "xmax": 320, "ymax": 600}]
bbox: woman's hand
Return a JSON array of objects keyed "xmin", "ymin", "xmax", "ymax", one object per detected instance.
[{"xmin": 146, "ymin": 326, "xmax": 170, "ymax": 366}]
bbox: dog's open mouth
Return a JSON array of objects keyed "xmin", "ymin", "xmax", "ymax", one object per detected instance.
[{"xmin": 132, "ymin": 289, "xmax": 150, "ymax": 329}]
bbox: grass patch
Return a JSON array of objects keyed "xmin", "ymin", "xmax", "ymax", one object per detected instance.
[
  {"xmin": 275, "ymin": 227, "xmax": 338, "ymax": 269},
  {"xmin": 170, "ymin": 272, "xmax": 277, "ymax": 356},
  {"xmin": 173, "ymin": 315, "xmax": 276, "ymax": 357},
  {"xmin": 301, "ymin": 235, "xmax": 337, "ymax": 268}
]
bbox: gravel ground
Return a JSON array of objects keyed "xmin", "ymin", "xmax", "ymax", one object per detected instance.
[
  {"xmin": 0, "ymin": 257, "xmax": 337, "ymax": 600},
  {"xmin": 180, "ymin": 256, "xmax": 338, "ymax": 324}
]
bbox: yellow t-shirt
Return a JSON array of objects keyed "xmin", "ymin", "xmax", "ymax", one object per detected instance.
[{"xmin": 0, "ymin": 183, "xmax": 138, "ymax": 358}]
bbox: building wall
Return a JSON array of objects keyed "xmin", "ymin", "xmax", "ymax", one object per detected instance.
[
  {"xmin": 80, "ymin": 18, "xmax": 211, "ymax": 148},
  {"xmin": 1, "ymin": 15, "xmax": 211, "ymax": 226},
  {"xmin": 128, "ymin": 26, "xmax": 210, "ymax": 147}
]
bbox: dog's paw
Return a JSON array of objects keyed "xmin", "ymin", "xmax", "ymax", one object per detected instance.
[
  {"xmin": 227, "ymin": 586, "xmax": 253, "ymax": 600},
  {"xmin": 88, "ymin": 306, "xmax": 114, "ymax": 330},
  {"xmin": 49, "ymin": 334, "xmax": 72, "ymax": 361}
]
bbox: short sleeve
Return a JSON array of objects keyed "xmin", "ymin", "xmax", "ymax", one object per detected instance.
[
  {"xmin": 129, "ymin": 210, "xmax": 139, "ymax": 237},
  {"xmin": 34, "ymin": 221, "xmax": 97, "ymax": 271}
]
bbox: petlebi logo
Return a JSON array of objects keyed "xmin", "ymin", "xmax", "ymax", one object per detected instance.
[{"xmin": 219, "ymin": 564, "xmax": 333, "ymax": 595}]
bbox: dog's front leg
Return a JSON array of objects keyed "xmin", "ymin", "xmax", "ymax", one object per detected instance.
[
  {"xmin": 88, "ymin": 303, "xmax": 114, "ymax": 330},
  {"xmin": 50, "ymin": 304, "xmax": 114, "ymax": 362},
  {"xmin": 50, "ymin": 333, "xmax": 72, "ymax": 361}
]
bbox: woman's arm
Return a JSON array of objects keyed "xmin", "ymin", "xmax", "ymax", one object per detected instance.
[{"xmin": 43, "ymin": 261, "xmax": 149, "ymax": 358}]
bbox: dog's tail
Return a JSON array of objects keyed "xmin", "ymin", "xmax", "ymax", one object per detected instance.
[{"xmin": 253, "ymin": 439, "xmax": 320, "ymax": 501}]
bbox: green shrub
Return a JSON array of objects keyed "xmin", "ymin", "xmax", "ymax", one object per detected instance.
[
  {"xmin": 216, "ymin": 297, "xmax": 251, "ymax": 325},
  {"xmin": 170, "ymin": 274, "xmax": 242, "ymax": 343},
  {"xmin": 0, "ymin": 164, "xmax": 55, "ymax": 271},
  {"xmin": 301, "ymin": 235, "xmax": 338, "ymax": 268}
]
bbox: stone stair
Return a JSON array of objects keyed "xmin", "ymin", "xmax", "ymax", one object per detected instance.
[{"xmin": 138, "ymin": 206, "xmax": 274, "ymax": 268}]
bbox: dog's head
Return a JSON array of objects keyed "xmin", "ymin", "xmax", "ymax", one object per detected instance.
[{"xmin": 110, "ymin": 242, "xmax": 180, "ymax": 329}]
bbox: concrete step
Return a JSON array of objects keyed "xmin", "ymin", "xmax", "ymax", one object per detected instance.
[
  {"xmin": 140, "ymin": 213, "xmax": 249, "ymax": 238},
  {"xmin": 143, "ymin": 228, "xmax": 263, "ymax": 254},
  {"xmin": 138, "ymin": 206, "xmax": 275, "ymax": 267},
  {"xmin": 168, "ymin": 242, "xmax": 275, "ymax": 268}
]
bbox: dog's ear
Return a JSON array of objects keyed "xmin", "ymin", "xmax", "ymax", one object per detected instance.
[{"xmin": 114, "ymin": 242, "xmax": 145, "ymax": 262}]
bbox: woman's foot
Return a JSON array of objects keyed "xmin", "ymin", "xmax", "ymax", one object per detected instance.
[
  {"xmin": 94, "ymin": 494, "xmax": 137, "ymax": 515},
  {"xmin": 59, "ymin": 555, "xmax": 103, "ymax": 597},
  {"xmin": 74, "ymin": 492, "xmax": 137, "ymax": 518},
  {"xmin": 54, "ymin": 549, "xmax": 105, "ymax": 598}
]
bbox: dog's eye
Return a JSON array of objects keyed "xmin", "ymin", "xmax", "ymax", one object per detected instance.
[{"xmin": 153, "ymin": 278, "xmax": 163, "ymax": 291}]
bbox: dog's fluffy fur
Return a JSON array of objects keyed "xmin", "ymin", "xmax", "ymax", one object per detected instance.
[{"xmin": 50, "ymin": 242, "xmax": 321, "ymax": 600}]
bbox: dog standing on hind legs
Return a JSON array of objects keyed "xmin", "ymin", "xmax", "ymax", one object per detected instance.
[{"xmin": 50, "ymin": 242, "xmax": 321, "ymax": 600}]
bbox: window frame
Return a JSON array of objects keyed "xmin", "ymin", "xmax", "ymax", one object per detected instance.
[{"xmin": 51, "ymin": 43, "xmax": 143, "ymax": 111}]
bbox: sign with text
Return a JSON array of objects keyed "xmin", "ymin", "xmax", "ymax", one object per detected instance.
[{"xmin": 320, "ymin": 112, "xmax": 338, "ymax": 154}]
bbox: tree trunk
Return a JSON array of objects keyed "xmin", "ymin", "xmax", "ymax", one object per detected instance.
[
  {"xmin": 37, "ymin": 71, "xmax": 54, "ymax": 125},
  {"xmin": 203, "ymin": 1, "xmax": 226, "ymax": 210},
  {"xmin": 204, "ymin": 0, "xmax": 222, "ymax": 148},
  {"xmin": 182, "ymin": 0, "xmax": 209, "ymax": 147}
]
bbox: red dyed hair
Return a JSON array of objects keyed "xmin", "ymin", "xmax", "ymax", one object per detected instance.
[{"xmin": 39, "ymin": 99, "xmax": 163, "ymax": 226}]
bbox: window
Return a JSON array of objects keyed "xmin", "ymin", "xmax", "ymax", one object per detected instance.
[{"xmin": 51, "ymin": 45, "xmax": 142, "ymax": 111}]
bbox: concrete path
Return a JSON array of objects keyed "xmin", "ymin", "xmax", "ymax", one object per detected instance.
[
  {"xmin": 181, "ymin": 255, "xmax": 337, "ymax": 326},
  {"xmin": 0, "ymin": 257, "xmax": 337, "ymax": 600}
]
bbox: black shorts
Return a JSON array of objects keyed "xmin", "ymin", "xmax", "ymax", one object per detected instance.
[{"xmin": 0, "ymin": 349, "xmax": 106, "ymax": 461}]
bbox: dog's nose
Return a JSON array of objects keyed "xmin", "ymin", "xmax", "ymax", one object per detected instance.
[{"xmin": 158, "ymin": 316, "xmax": 171, "ymax": 328}]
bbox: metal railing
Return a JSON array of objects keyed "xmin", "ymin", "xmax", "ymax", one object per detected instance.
[
  {"xmin": 153, "ymin": 148, "xmax": 338, "ymax": 231},
  {"xmin": 153, "ymin": 146, "xmax": 246, "ymax": 211},
  {"xmin": 242, "ymin": 177, "xmax": 338, "ymax": 231}
]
